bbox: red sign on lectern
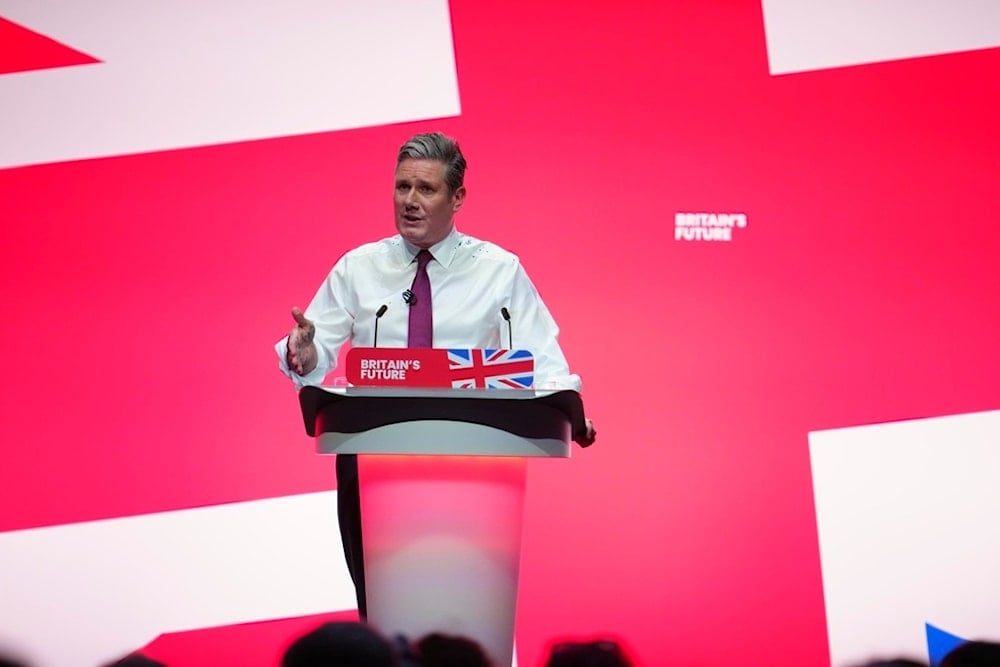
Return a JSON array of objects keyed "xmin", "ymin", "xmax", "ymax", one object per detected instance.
[{"xmin": 345, "ymin": 348, "xmax": 534, "ymax": 389}]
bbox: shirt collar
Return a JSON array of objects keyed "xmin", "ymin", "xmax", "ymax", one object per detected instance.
[{"xmin": 399, "ymin": 227, "xmax": 463, "ymax": 269}]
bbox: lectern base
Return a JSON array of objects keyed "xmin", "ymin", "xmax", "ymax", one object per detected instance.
[{"xmin": 359, "ymin": 455, "xmax": 527, "ymax": 667}]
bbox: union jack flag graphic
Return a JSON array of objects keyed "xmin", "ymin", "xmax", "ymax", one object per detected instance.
[{"xmin": 447, "ymin": 349, "xmax": 534, "ymax": 389}]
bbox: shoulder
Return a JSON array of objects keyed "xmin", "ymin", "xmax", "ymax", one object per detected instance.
[
  {"xmin": 455, "ymin": 232, "xmax": 520, "ymax": 268},
  {"xmin": 342, "ymin": 235, "xmax": 402, "ymax": 260},
  {"xmin": 330, "ymin": 235, "xmax": 403, "ymax": 273},
  {"xmin": 320, "ymin": 236, "xmax": 404, "ymax": 289}
]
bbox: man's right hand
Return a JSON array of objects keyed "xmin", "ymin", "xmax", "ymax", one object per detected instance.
[{"xmin": 287, "ymin": 307, "xmax": 318, "ymax": 376}]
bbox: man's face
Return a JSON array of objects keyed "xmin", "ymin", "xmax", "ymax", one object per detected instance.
[{"xmin": 394, "ymin": 158, "xmax": 465, "ymax": 249}]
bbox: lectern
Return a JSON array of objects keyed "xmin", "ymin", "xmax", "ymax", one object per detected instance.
[{"xmin": 299, "ymin": 386, "xmax": 589, "ymax": 667}]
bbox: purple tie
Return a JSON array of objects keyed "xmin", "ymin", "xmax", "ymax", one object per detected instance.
[{"xmin": 407, "ymin": 249, "xmax": 433, "ymax": 347}]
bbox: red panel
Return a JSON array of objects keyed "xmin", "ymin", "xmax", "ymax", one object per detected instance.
[
  {"xmin": 0, "ymin": 16, "xmax": 100, "ymax": 74},
  {"xmin": 140, "ymin": 611, "xmax": 360, "ymax": 666}
]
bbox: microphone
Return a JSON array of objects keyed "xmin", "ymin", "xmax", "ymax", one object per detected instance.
[
  {"xmin": 402, "ymin": 289, "xmax": 417, "ymax": 306},
  {"xmin": 500, "ymin": 307, "xmax": 512, "ymax": 349},
  {"xmin": 373, "ymin": 304, "xmax": 388, "ymax": 347}
]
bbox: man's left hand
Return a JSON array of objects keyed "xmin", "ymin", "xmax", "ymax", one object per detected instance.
[{"xmin": 578, "ymin": 418, "xmax": 597, "ymax": 446}]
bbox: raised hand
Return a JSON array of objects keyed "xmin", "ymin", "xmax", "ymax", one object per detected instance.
[{"xmin": 287, "ymin": 307, "xmax": 318, "ymax": 375}]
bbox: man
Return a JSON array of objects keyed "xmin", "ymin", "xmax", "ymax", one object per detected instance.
[{"xmin": 275, "ymin": 132, "xmax": 594, "ymax": 617}]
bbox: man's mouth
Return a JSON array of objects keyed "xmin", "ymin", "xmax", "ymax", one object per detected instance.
[{"xmin": 403, "ymin": 213, "xmax": 422, "ymax": 222}]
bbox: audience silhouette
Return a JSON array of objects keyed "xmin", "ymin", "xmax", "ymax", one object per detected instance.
[
  {"xmin": 544, "ymin": 639, "xmax": 633, "ymax": 667},
  {"xmin": 940, "ymin": 640, "xmax": 1000, "ymax": 667},
  {"xmin": 16, "ymin": 622, "xmax": 1000, "ymax": 667},
  {"xmin": 414, "ymin": 633, "xmax": 493, "ymax": 667},
  {"xmin": 0, "ymin": 654, "xmax": 32, "ymax": 667},
  {"xmin": 281, "ymin": 621, "xmax": 399, "ymax": 667},
  {"xmin": 102, "ymin": 653, "xmax": 166, "ymax": 667}
]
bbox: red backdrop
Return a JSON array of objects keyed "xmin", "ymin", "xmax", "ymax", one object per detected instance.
[{"xmin": 2, "ymin": 2, "xmax": 998, "ymax": 666}]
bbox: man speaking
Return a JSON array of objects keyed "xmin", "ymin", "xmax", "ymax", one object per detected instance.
[{"xmin": 275, "ymin": 132, "xmax": 594, "ymax": 616}]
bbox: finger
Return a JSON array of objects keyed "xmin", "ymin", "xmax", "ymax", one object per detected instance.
[{"xmin": 291, "ymin": 307, "xmax": 311, "ymax": 328}]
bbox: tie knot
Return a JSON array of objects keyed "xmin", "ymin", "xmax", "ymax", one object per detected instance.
[{"xmin": 416, "ymin": 249, "xmax": 433, "ymax": 268}]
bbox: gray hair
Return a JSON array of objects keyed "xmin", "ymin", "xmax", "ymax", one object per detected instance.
[{"xmin": 397, "ymin": 132, "xmax": 467, "ymax": 195}]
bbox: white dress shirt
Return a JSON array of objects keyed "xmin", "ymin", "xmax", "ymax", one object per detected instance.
[{"xmin": 275, "ymin": 228, "xmax": 582, "ymax": 391}]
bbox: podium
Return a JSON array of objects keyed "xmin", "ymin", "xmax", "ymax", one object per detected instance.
[{"xmin": 299, "ymin": 386, "xmax": 588, "ymax": 667}]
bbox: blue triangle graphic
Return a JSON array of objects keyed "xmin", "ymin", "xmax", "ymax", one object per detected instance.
[{"xmin": 926, "ymin": 623, "xmax": 967, "ymax": 667}]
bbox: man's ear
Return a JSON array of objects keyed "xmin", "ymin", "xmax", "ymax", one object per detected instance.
[{"xmin": 451, "ymin": 185, "xmax": 467, "ymax": 212}]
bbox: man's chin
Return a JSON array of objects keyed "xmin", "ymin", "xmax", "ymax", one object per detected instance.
[
  {"xmin": 399, "ymin": 232, "xmax": 431, "ymax": 249},
  {"xmin": 397, "ymin": 222, "xmax": 451, "ymax": 248}
]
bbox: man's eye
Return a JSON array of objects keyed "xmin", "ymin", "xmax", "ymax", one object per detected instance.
[{"xmin": 419, "ymin": 185, "xmax": 433, "ymax": 193}]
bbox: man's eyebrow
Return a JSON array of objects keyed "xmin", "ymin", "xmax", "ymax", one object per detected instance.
[{"xmin": 395, "ymin": 177, "xmax": 438, "ymax": 188}]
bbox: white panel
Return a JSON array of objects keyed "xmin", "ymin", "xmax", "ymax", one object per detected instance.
[
  {"xmin": 809, "ymin": 410, "xmax": 1000, "ymax": 666},
  {"xmin": 0, "ymin": 492, "xmax": 354, "ymax": 667},
  {"xmin": 0, "ymin": 0, "xmax": 460, "ymax": 169},
  {"xmin": 762, "ymin": 0, "xmax": 1000, "ymax": 75}
]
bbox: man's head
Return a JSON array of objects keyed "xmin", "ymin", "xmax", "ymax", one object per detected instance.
[{"xmin": 394, "ymin": 132, "xmax": 467, "ymax": 249}]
